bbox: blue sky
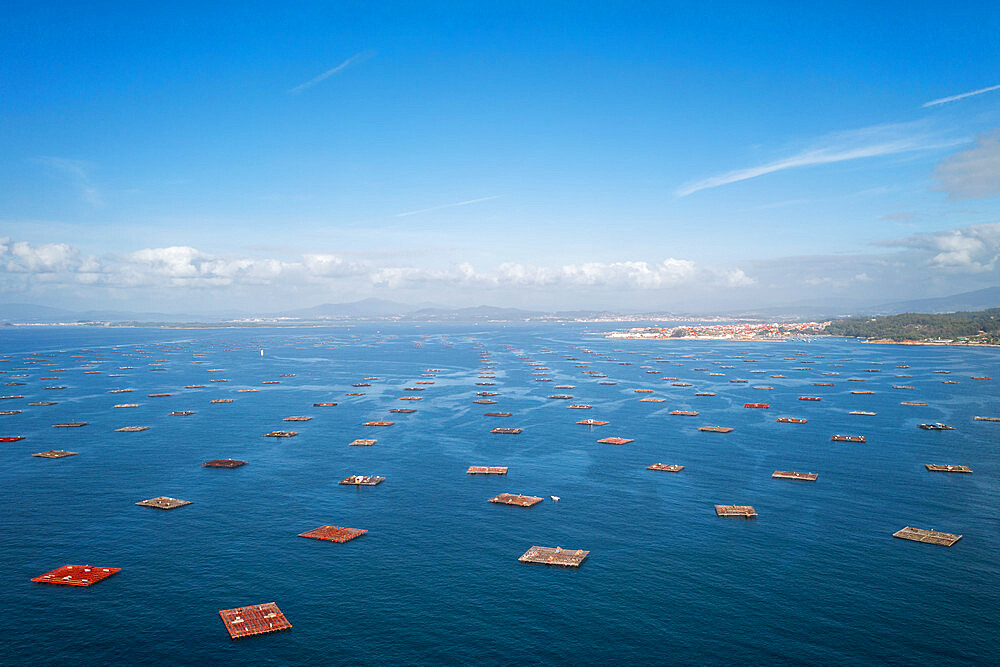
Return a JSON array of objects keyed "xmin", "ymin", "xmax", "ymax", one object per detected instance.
[{"xmin": 2, "ymin": 2, "xmax": 999, "ymax": 313}]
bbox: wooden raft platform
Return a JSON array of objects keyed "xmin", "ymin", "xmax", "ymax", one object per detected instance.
[
  {"xmin": 32, "ymin": 564, "xmax": 120, "ymax": 587},
  {"xmin": 597, "ymin": 437, "xmax": 633, "ymax": 445},
  {"xmin": 925, "ymin": 464, "xmax": 972, "ymax": 473},
  {"xmin": 491, "ymin": 427, "xmax": 522, "ymax": 434},
  {"xmin": 892, "ymin": 526, "xmax": 962, "ymax": 547},
  {"xmin": 519, "ymin": 546, "xmax": 589, "ymax": 568},
  {"xmin": 715, "ymin": 504, "xmax": 758, "ymax": 518},
  {"xmin": 363, "ymin": 421, "xmax": 394, "ymax": 427},
  {"xmin": 298, "ymin": 525, "xmax": 367, "ymax": 543},
  {"xmin": 647, "ymin": 463, "xmax": 684, "ymax": 472},
  {"xmin": 115, "ymin": 426, "xmax": 149, "ymax": 432},
  {"xmin": 670, "ymin": 410, "xmax": 698, "ymax": 416},
  {"xmin": 263, "ymin": 431, "xmax": 298, "ymax": 438},
  {"xmin": 339, "ymin": 475, "xmax": 385, "ymax": 486},
  {"xmin": 204, "ymin": 459, "xmax": 247, "ymax": 468},
  {"xmin": 467, "ymin": 466, "xmax": 508, "ymax": 475},
  {"xmin": 219, "ymin": 602, "xmax": 292, "ymax": 640},
  {"xmin": 33, "ymin": 450, "xmax": 78, "ymax": 458},
  {"xmin": 489, "ymin": 493, "xmax": 543, "ymax": 507},
  {"xmin": 283, "ymin": 416, "xmax": 312, "ymax": 422},
  {"xmin": 136, "ymin": 496, "xmax": 192, "ymax": 510},
  {"xmin": 350, "ymin": 439, "xmax": 376, "ymax": 446},
  {"xmin": 772, "ymin": 470, "xmax": 818, "ymax": 481}
]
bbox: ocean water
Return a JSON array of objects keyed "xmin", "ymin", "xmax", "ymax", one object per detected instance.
[{"xmin": 0, "ymin": 323, "xmax": 998, "ymax": 665}]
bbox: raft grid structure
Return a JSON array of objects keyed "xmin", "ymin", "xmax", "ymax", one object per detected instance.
[
  {"xmin": 892, "ymin": 526, "xmax": 962, "ymax": 546},
  {"xmin": 219, "ymin": 602, "xmax": 292, "ymax": 640},
  {"xmin": 467, "ymin": 466, "xmax": 508, "ymax": 475},
  {"xmin": 518, "ymin": 546, "xmax": 589, "ymax": 567},
  {"xmin": 772, "ymin": 470, "xmax": 818, "ymax": 481},
  {"xmin": 339, "ymin": 475, "xmax": 385, "ymax": 486},
  {"xmin": 298, "ymin": 525, "xmax": 367, "ymax": 543},
  {"xmin": 135, "ymin": 496, "xmax": 192, "ymax": 510},
  {"xmin": 204, "ymin": 459, "xmax": 247, "ymax": 468},
  {"xmin": 33, "ymin": 450, "xmax": 78, "ymax": 458},
  {"xmin": 715, "ymin": 504, "xmax": 758, "ymax": 518},
  {"xmin": 31, "ymin": 564, "xmax": 120, "ymax": 587},
  {"xmin": 489, "ymin": 493, "xmax": 543, "ymax": 507}
]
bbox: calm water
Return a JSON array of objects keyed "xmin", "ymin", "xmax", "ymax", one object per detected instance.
[{"xmin": 1, "ymin": 323, "xmax": 998, "ymax": 665}]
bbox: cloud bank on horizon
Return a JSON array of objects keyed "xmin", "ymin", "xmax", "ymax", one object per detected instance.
[{"xmin": 2, "ymin": 223, "xmax": 998, "ymax": 311}]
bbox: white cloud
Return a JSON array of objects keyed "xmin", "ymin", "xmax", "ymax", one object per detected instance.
[
  {"xmin": 934, "ymin": 131, "xmax": 1000, "ymax": 199},
  {"xmin": 677, "ymin": 123, "xmax": 964, "ymax": 197},
  {"xmin": 0, "ymin": 238, "xmax": 79, "ymax": 273},
  {"xmin": 719, "ymin": 268, "xmax": 756, "ymax": 287},
  {"xmin": 878, "ymin": 223, "xmax": 1000, "ymax": 273},
  {"xmin": 560, "ymin": 259, "xmax": 697, "ymax": 288}
]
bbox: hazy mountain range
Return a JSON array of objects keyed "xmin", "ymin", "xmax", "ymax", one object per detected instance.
[{"xmin": 2, "ymin": 288, "xmax": 998, "ymax": 324}]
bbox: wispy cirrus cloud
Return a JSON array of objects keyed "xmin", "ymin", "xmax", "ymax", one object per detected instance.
[
  {"xmin": 676, "ymin": 123, "xmax": 964, "ymax": 197},
  {"xmin": 36, "ymin": 157, "xmax": 103, "ymax": 207},
  {"xmin": 393, "ymin": 195, "xmax": 501, "ymax": 218},
  {"xmin": 923, "ymin": 83, "xmax": 1000, "ymax": 108},
  {"xmin": 289, "ymin": 50, "xmax": 375, "ymax": 94}
]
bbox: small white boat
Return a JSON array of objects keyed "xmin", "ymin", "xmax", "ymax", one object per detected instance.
[{"xmin": 550, "ymin": 495, "xmax": 560, "ymax": 501}]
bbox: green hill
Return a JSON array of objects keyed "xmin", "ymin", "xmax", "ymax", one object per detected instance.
[{"xmin": 826, "ymin": 308, "xmax": 1000, "ymax": 343}]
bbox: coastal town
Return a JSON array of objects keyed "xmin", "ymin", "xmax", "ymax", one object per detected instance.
[{"xmin": 601, "ymin": 321, "xmax": 832, "ymax": 341}]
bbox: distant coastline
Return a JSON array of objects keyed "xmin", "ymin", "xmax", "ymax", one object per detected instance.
[{"xmin": 863, "ymin": 339, "xmax": 1000, "ymax": 348}]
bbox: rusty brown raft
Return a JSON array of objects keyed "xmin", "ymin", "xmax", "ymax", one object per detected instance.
[
  {"xmin": 489, "ymin": 493, "xmax": 543, "ymax": 507},
  {"xmin": 219, "ymin": 602, "xmax": 292, "ymax": 640},
  {"xmin": 772, "ymin": 470, "xmax": 818, "ymax": 481},
  {"xmin": 518, "ymin": 546, "xmax": 589, "ymax": 567},
  {"xmin": 715, "ymin": 504, "xmax": 757, "ymax": 518},
  {"xmin": 892, "ymin": 526, "xmax": 961, "ymax": 546}
]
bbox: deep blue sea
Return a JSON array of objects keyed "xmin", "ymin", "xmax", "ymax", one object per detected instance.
[{"xmin": 1, "ymin": 323, "xmax": 998, "ymax": 665}]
